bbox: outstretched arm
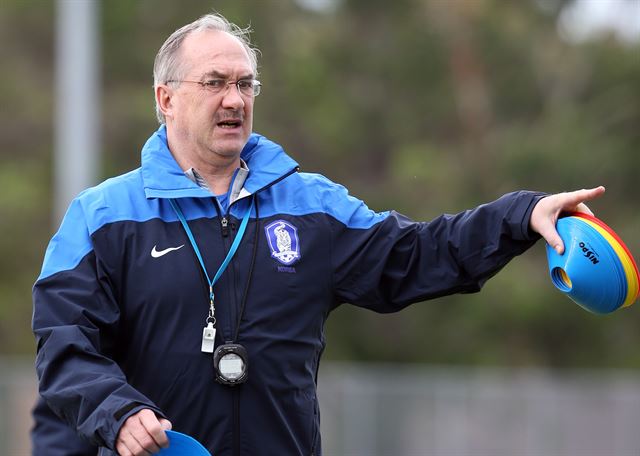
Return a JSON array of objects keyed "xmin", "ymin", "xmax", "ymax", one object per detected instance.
[{"xmin": 529, "ymin": 186, "xmax": 606, "ymax": 254}]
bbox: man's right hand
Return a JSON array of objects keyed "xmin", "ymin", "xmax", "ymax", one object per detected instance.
[{"xmin": 116, "ymin": 408, "xmax": 172, "ymax": 456}]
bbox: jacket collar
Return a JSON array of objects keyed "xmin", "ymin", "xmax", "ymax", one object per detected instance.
[{"xmin": 141, "ymin": 125, "xmax": 298, "ymax": 199}]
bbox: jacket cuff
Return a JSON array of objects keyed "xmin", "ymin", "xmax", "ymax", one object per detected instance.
[
  {"xmin": 509, "ymin": 191, "xmax": 548, "ymax": 241},
  {"xmin": 106, "ymin": 402, "xmax": 167, "ymax": 451}
]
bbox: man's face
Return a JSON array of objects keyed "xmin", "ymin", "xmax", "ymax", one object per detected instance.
[{"xmin": 166, "ymin": 29, "xmax": 255, "ymax": 160}]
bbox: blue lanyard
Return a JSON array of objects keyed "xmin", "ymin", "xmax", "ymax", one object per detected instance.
[{"xmin": 168, "ymin": 198, "xmax": 254, "ymax": 327}]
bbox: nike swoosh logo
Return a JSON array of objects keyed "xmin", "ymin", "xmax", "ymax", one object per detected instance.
[{"xmin": 151, "ymin": 244, "xmax": 185, "ymax": 258}]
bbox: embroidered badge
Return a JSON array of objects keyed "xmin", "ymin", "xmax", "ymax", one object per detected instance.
[{"xmin": 264, "ymin": 220, "xmax": 301, "ymax": 265}]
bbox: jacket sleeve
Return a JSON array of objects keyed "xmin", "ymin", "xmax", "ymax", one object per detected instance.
[
  {"xmin": 330, "ymin": 189, "xmax": 546, "ymax": 312},
  {"xmin": 31, "ymin": 395, "xmax": 98, "ymax": 456},
  {"xmin": 32, "ymin": 196, "xmax": 163, "ymax": 450}
]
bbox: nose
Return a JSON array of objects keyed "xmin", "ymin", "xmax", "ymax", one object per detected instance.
[{"xmin": 220, "ymin": 83, "xmax": 245, "ymax": 110}]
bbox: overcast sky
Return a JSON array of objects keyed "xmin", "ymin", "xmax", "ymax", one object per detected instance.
[{"xmin": 558, "ymin": 0, "xmax": 640, "ymax": 44}]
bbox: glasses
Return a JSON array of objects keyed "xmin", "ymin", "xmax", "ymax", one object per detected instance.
[{"xmin": 166, "ymin": 78, "xmax": 262, "ymax": 97}]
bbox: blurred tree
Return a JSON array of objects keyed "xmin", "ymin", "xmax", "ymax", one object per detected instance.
[{"xmin": 1, "ymin": 0, "xmax": 638, "ymax": 369}]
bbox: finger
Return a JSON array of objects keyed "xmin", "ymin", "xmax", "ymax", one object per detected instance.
[
  {"xmin": 157, "ymin": 419, "xmax": 173, "ymax": 449},
  {"xmin": 118, "ymin": 428, "xmax": 151, "ymax": 456},
  {"xmin": 122, "ymin": 411, "xmax": 159, "ymax": 455},
  {"xmin": 574, "ymin": 202, "xmax": 594, "ymax": 216},
  {"xmin": 128, "ymin": 428, "xmax": 155, "ymax": 455},
  {"xmin": 138, "ymin": 409, "xmax": 170, "ymax": 450},
  {"xmin": 117, "ymin": 418, "xmax": 145, "ymax": 456},
  {"xmin": 116, "ymin": 440, "xmax": 133, "ymax": 456},
  {"xmin": 561, "ymin": 186, "xmax": 605, "ymax": 210}
]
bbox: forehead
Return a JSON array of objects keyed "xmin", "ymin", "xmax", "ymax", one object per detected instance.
[{"xmin": 180, "ymin": 29, "xmax": 253, "ymax": 76}]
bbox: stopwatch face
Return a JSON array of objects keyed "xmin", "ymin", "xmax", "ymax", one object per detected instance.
[{"xmin": 219, "ymin": 353, "xmax": 245, "ymax": 380}]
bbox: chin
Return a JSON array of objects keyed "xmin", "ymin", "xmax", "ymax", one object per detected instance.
[
  {"xmin": 213, "ymin": 140, "xmax": 246, "ymax": 157},
  {"xmin": 210, "ymin": 129, "xmax": 251, "ymax": 156}
]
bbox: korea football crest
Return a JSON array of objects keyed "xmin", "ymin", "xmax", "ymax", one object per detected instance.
[{"xmin": 264, "ymin": 220, "xmax": 301, "ymax": 265}]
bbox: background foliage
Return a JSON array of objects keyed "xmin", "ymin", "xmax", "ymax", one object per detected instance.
[{"xmin": 1, "ymin": 0, "xmax": 638, "ymax": 369}]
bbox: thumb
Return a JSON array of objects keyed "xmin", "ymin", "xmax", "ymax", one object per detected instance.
[
  {"xmin": 160, "ymin": 418, "xmax": 172, "ymax": 431},
  {"xmin": 539, "ymin": 225, "xmax": 565, "ymax": 255}
]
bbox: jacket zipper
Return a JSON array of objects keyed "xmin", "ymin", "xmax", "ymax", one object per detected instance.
[
  {"xmin": 212, "ymin": 200, "xmax": 233, "ymax": 342},
  {"xmin": 219, "ymin": 200, "xmax": 242, "ymax": 456},
  {"xmin": 228, "ymin": 209, "xmax": 240, "ymax": 456},
  {"xmin": 225, "ymin": 166, "xmax": 298, "ymax": 456},
  {"xmin": 253, "ymin": 166, "xmax": 299, "ymax": 194},
  {"xmin": 221, "ymin": 216, "xmax": 229, "ymax": 237},
  {"xmin": 233, "ymin": 389, "xmax": 241, "ymax": 456}
]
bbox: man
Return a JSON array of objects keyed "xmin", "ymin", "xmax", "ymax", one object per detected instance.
[{"xmin": 32, "ymin": 13, "xmax": 604, "ymax": 456}]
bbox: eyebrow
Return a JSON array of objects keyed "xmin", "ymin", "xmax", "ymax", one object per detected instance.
[{"xmin": 202, "ymin": 69, "xmax": 255, "ymax": 80}]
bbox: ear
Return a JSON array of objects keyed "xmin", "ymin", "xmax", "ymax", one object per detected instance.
[{"xmin": 155, "ymin": 84, "xmax": 174, "ymax": 120}]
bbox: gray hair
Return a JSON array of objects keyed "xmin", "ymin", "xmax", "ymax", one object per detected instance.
[{"xmin": 153, "ymin": 13, "xmax": 259, "ymax": 124}]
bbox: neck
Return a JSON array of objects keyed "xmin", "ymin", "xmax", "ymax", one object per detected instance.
[
  {"xmin": 167, "ymin": 132, "xmax": 241, "ymax": 195},
  {"xmin": 194, "ymin": 160, "xmax": 239, "ymax": 196}
]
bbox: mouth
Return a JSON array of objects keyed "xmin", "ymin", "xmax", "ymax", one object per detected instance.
[{"xmin": 216, "ymin": 119, "xmax": 243, "ymax": 129}]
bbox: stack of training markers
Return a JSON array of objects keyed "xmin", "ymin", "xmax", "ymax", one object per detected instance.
[{"xmin": 546, "ymin": 212, "xmax": 639, "ymax": 314}]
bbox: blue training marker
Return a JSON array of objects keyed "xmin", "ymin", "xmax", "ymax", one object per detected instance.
[
  {"xmin": 156, "ymin": 430, "xmax": 211, "ymax": 456},
  {"xmin": 546, "ymin": 216, "xmax": 628, "ymax": 314}
]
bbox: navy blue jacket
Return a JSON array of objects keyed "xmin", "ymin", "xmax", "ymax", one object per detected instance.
[{"xmin": 33, "ymin": 126, "xmax": 543, "ymax": 455}]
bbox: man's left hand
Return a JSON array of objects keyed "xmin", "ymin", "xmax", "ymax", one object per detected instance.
[{"xmin": 530, "ymin": 186, "xmax": 606, "ymax": 254}]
